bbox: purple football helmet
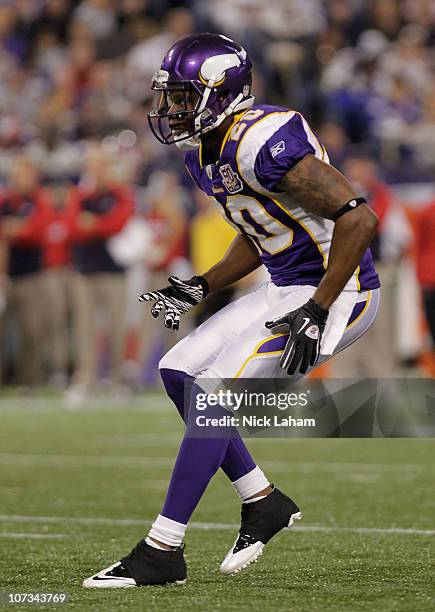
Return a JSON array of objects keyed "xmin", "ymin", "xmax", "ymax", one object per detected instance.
[{"xmin": 148, "ymin": 33, "xmax": 255, "ymax": 150}]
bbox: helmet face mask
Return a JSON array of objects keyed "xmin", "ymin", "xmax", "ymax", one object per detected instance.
[
  {"xmin": 148, "ymin": 76, "xmax": 202, "ymax": 147},
  {"xmin": 147, "ymin": 34, "xmax": 255, "ymax": 150}
]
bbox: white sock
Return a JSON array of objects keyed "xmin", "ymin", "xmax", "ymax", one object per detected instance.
[
  {"xmin": 232, "ymin": 466, "xmax": 270, "ymax": 502},
  {"xmin": 148, "ymin": 514, "xmax": 186, "ymax": 548}
]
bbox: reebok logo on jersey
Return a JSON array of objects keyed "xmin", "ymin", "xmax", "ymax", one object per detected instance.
[{"xmin": 270, "ymin": 140, "xmax": 286, "ymax": 158}]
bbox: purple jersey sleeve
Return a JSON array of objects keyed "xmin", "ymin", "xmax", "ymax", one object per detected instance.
[{"xmin": 254, "ymin": 113, "xmax": 316, "ymax": 192}]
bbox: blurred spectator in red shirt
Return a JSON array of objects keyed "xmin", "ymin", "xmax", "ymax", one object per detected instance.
[
  {"xmin": 41, "ymin": 180, "xmax": 72, "ymax": 388},
  {"xmin": 0, "ymin": 156, "xmax": 51, "ymax": 387},
  {"xmin": 145, "ymin": 172, "xmax": 187, "ymax": 277},
  {"xmin": 64, "ymin": 144, "xmax": 134, "ymax": 405},
  {"xmin": 415, "ymin": 201, "xmax": 435, "ymax": 348}
]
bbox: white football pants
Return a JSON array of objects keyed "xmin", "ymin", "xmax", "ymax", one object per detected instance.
[{"xmin": 159, "ymin": 282, "xmax": 380, "ymax": 380}]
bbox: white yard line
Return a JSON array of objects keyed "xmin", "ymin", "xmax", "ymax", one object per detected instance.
[
  {"xmin": 0, "ymin": 515, "xmax": 236, "ymax": 530},
  {"xmin": 0, "ymin": 454, "xmax": 174, "ymax": 469},
  {"xmin": 0, "ymin": 398, "xmax": 172, "ymax": 412},
  {"xmin": 0, "ymin": 532, "xmax": 65, "ymax": 539},
  {"xmin": 0, "ymin": 515, "xmax": 433, "ymax": 536},
  {"xmin": 263, "ymin": 460, "xmax": 424, "ymax": 473},
  {"xmin": 296, "ymin": 526, "xmax": 435, "ymax": 536},
  {"xmin": 0, "ymin": 453, "xmax": 429, "ymax": 472}
]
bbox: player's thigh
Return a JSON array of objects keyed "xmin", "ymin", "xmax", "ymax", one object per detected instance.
[
  {"xmin": 203, "ymin": 287, "xmax": 380, "ymax": 381},
  {"xmin": 329, "ymin": 288, "xmax": 380, "ymax": 357},
  {"xmin": 201, "ymin": 284, "xmax": 317, "ymax": 380},
  {"xmin": 159, "ymin": 281, "xmax": 270, "ymax": 376}
]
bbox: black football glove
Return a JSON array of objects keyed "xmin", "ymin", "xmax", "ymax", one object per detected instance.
[
  {"xmin": 265, "ymin": 298, "xmax": 328, "ymax": 375},
  {"xmin": 139, "ymin": 275, "xmax": 208, "ymax": 330}
]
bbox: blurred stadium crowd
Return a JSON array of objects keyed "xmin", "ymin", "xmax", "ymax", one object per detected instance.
[{"xmin": 0, "ymin": 0, "xmax": 434, "ymax": 401}]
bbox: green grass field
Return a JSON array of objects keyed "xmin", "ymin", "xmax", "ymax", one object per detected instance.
[{"xmin": 0, "ymin": 393, "xmax": 434, "ymax": 611}]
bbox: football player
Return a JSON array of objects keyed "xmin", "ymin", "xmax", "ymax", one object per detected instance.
[{"xmin": 84, "ymin": 33, "xmax": 380, "ymax": 588}]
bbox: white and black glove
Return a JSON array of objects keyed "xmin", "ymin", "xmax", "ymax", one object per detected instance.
[
  {"xmin": 139, "ymin": 275, "xmax": 209, "ymax": 330},
  {"xmin": 265, "ymin": 298, "xmax": 329, "ymax": 375}
]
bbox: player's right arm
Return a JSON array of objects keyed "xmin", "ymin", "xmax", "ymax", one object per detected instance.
[{"xmin": 139, "ymin": 234, "xmax": 261, "ymax": 330}]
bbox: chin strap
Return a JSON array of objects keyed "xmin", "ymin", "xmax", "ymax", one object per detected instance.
[{"xmin": 174, "ymin": 132, "xmax": 201, "ymax": 151}]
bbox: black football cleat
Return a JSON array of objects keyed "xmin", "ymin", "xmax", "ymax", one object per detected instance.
[
  {"xmin": 220, "ymin": 487, "xmax": 302, "ymax": 575},
  {"xmin": 83, "ymin": 540, "xmax": 187, "ymax": 588}
]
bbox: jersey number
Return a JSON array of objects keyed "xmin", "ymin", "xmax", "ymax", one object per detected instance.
[
  {"xmin": 230, "ymin": 109, "xmax": 265, "ymax": 142},
  {"xmin": 225, "ymin": 195, "xmax": 293, "ymax": 255}
]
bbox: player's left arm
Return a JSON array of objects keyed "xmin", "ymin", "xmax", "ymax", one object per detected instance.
[
  {"xmin": 265, "ymin": 153, "xmax": 378, "ymax": 375},
  {"xmin": 277, "ymin": 154, "xmax": 379, "ymax": 309}
]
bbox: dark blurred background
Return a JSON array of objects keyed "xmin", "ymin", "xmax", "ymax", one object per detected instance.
[{"xmin": 0, "ymin": 0, "xmax": 434, "ymax": 403}]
